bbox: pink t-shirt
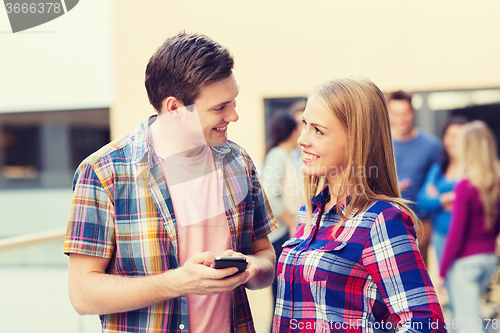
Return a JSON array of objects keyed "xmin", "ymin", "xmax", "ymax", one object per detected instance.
[{"xmin": 156, "ymin": 145, "xmax": 232, "ymax": 333}]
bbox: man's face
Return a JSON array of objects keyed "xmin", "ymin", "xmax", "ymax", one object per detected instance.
[
  {"xmin": 387, "ymin": 100, "xmax": 415, "ymax": 137},
  {"xmin": 191, "ymin": 73, "xmax": 240, "ymax": 146}
]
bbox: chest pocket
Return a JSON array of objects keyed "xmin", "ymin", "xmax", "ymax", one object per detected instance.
[
  {"xmin": 303, "ymin": 241, "xmax": 348, "ymax": 282},
  {"xmin": 279, "ymin": 237, "xmax": 302, "ymax": 266},
  {"xmin": 282, "ymin": 237, "xmax": 302, "ymax": 248}
]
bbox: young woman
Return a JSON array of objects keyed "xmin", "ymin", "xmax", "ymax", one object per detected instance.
[
  {"xmin": 272, "ymin": 77, "xmax": 445, "ymax": 333},
  {"xmin": 440, "ymin": 120, "xmax": 500, "ymax": 332},
  {"xmin": 417, "ymin": 116, "xmax": 468, "ymax": 263}
]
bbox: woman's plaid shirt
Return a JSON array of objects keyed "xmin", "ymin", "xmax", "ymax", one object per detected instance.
[{"xmin": 272, "ymin": 187, "xmax": 446, "ymax": 333}]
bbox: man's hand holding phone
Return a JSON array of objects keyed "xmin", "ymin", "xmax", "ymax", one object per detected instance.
[
  {"xmin": 213, "ymin": 256, "xmax": 248, "ymax": 275},
  {"xmin": 213, "ymin": 250, "xmax": 256, "ymax": 285},
  {"xmin": 176, "ymin": 252, "xmax": 250, "ymax": 296}
]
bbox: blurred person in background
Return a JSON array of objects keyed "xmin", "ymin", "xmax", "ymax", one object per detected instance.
[
  {"xmin": 440, "ymin": 120, "xmax": 500, "ymax": 333},
  {"xmin": 417, "ymin": 115, "xmax": 468, "ymax": 264},
  {"xmin": 288, "ymin": 100, "xmax": 307, "ymax": 171},
  {"xmin": 288, "ymin": 99, "xmax": 306, "ymax": 131},
  {"xmin": 64, "ymin": 32, "xmax": 276, "ymax": 333},
  {"xmin": 387, "ymin": 90, "xmax": 442, "ymax": 265},
  {"xmin": 273, "ymin": 77, "xmax": 446, "ymax": 333},
  {"xmin": 262, "ymin": 111, "xmax": 303, "ymax": 314}
]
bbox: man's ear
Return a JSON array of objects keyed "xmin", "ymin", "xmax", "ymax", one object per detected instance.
[{"xmin": 159, "ymin": 97, "xmax": 184, "ymax": 114}]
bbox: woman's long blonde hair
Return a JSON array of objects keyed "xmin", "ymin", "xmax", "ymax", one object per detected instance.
[
  {"xmin": 303, "ymin": 77, "xmax": 418, "ymax": 236},
  {"xmin": 456, "ymin": 120, "xmax": 500, "ymax": 229}
]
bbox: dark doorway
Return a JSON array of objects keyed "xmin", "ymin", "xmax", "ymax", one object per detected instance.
[
  {"xmin": 452, "ymin": 103, "xmax": 500, "ymax": 154},
  {"xmin": 263, "ymin": 97, "xmax": 305, "ymax": 144}
]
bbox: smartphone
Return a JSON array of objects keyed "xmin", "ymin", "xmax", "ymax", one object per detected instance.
[{"xmin": 213, "ymin": 256, "xmax": 248, "ymax": 273}]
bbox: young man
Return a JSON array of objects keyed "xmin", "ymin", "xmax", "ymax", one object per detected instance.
[
  {"xmin": 387, "ymin": 90, "xmax": 442, "ymax": 264},
  {"xmin": 64, "ymin": 32, "xmax": 277, "ymax": 333}
]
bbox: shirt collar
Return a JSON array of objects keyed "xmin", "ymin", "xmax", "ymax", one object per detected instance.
[
  {"xmin": 312, "ymin": 185, "xmax": 330, "ymax": 208},
  {"xmin": 210, "ymin": 142, "xmax": 231, "ymax": 159},
  {"xmin": 312, "ymin": 185, "xmax": 351, "ymax": 212},
  {"xmin": 131, "ymin": 115, "xmax": 156, "ymax": 165}
]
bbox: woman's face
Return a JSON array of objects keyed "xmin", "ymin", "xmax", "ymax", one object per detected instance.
[
  {"xmin": 443, "ymin": 124, "xmax": 463, "ymax": 160},
  {"xmin": 297, "ymin": 96, "xmax": 348, "ymax": 186}
]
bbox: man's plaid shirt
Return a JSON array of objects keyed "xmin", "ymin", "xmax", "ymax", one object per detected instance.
[
  {"xmin": 64, "ymin": 116, "xmax": 277, "ymax": 333},
  {"xmin": 272, "ymin": 187, "xmax": 446, "ymax": 333}
]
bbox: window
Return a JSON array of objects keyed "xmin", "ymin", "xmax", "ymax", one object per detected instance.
[
  {"xmin": 263, "ymin": 97, "xmax": 305, "ymax": 144},
  {"xmin": 0, "ymin": 108, "xmax": 110, "ymax": 189}
]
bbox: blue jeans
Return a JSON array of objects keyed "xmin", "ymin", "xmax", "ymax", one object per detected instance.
[
  {"xmin": 432, "ymin": 231, "xmax": 447, "ymax": 264},
  {"xmin": 448, "ymin": 254, "xmax": 497, "ymax": 333}
]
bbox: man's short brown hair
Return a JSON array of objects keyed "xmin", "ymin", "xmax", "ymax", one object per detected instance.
[
  {"xmin": 386, "ymin": 90, "xmax": 413, "ymax": 109},
  {"xmin": 145, "ymin": 32, "xmax": 234, "ymax": 111}
]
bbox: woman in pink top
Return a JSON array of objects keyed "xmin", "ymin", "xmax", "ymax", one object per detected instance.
[{"xmin": 440, "ymin": 120, "xmax": 500, "ymax": 333}]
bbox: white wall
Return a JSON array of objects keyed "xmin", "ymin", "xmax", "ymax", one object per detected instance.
[
  {"xmin": 0, "ymin": 189, "xmax": 74, "ymax": 265},
  {"xmin": 0, "ymin": 0, "xmax": 113, "ymax": 113},
  {"xmin": 0, "ymin": 189, "xmax": 101, "ymax": 332},
  {"xmin": 111, "ymin": 0, "xmax": 500, "ymax": 162},
  {"xmin": 0, "ymin": 188, "xmax": 74, "ymax": 236},
  {"xmin": 0, "ymin": 267, "xmax": 101, "ymax": 333}
]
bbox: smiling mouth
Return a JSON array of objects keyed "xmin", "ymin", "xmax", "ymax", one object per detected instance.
[
  {"xmin": 303, "ymin": 152, "xmax": 319, "ymax": 161},
  {"xmin": 214, "ymin": 125, "xmax": 228, "ymax": 131}
]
